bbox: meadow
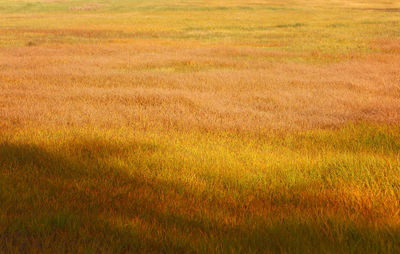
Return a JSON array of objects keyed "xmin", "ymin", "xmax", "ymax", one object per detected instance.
[{"xmin": 0, "ymin": 0, "xmax": 400, "ymax": 253}]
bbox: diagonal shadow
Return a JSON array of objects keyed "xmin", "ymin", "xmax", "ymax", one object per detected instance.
[{"xmin": 0, "ymin": 138, "xmax": 399, "ymax": 253}]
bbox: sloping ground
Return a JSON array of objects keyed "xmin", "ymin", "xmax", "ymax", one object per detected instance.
[{"xmin": 1, "ymin": 125, "xmax": 399, "ymax": 253}]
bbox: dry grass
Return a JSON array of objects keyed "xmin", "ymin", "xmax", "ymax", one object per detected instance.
[
  {"xmin": 1, "ymin": 125, "xmax": 399, "ymax": 253},
  {"xmin": 0, "ymin": 0, "xmax": 399, "ymax": 253},
  {"xmin": 1, "ymin": 43, "xmax": 400, "ymax": 132}
]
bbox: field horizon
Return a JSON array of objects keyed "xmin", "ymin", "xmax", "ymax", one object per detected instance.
[{"xmin": 1, "ymin": 0, "xmax": 399, "ymax": 253}]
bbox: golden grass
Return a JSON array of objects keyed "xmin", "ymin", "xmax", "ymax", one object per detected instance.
[
  {"xmin": 1, "ymin": 125, "xmax": 399, "ymax": 253},
  {"xmin": 1, "ymin": 43, "xmax": 400, "ymax": 132},
  {"xmin": 0, "ymin": 0, "xmax": 399, "ymax": 253}
]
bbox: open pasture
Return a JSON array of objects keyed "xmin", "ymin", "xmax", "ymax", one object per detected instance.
[{"xmin": 0, "ymin": 0, "xmax": 399, "ymax": 253}]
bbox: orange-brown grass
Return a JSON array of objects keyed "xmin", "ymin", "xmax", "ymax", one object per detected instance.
[
  {"xmin": 0, "ymin": 0, "xmax": 400, "ymax": 253},
  {"xmin": 1, "ymin": 43, "xmax": 400, "ymax": 132}
]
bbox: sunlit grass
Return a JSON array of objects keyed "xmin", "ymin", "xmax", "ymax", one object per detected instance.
[
  {"xmin": 1, "ymin": 0, "xmax": 399, "ymax": 54},
  {"xmin": 0, "ymin": 124, "xmax": 399, "ymax": 253},
  {"xmin": 1, "ymin": 0, "xmax": 400, "ymax": 252}
]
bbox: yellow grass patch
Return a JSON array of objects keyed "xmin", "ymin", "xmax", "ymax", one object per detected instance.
[{"xmin": 0, "ymin": 0, "xmax": 399, "ymax": 253}]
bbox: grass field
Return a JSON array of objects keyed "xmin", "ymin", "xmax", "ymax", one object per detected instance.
[{"xmin": 1, "ymin": 0, "xmax": 400, "ymax": 253}]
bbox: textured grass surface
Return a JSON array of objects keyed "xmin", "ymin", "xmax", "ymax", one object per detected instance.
[
  {"xmin": 1, "ymin": 124, "xmax": 399, "ymax": 253},
  {"xmin": 1, "ymin": 0, "xmax": 400, "ymax": 253},
  {"xmin": 1, "ymin": 0, "xmax": 400, "ymax": 132}
]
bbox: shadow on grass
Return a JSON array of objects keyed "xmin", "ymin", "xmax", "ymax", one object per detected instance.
[{"xmin": 0, "ymin": 139, "xmax": 399, "ymax": 253}]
